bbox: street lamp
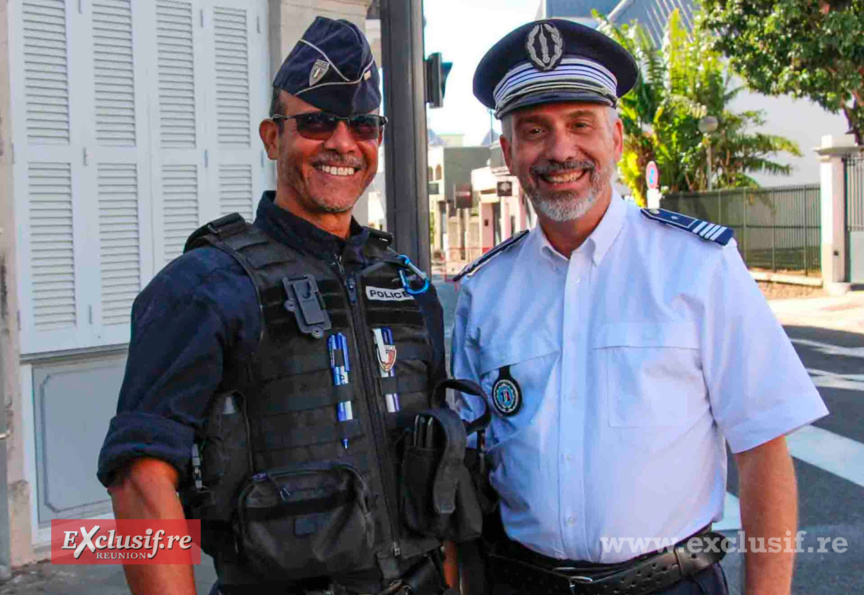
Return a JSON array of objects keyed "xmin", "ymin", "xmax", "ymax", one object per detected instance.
[{"xmin": 698, "ymin": 116, "xmax": 719, "ymax": 190}]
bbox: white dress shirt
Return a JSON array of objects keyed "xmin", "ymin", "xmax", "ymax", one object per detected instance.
[{"xmin": 451, "ymin": 194, "xmax": 828, "ymax": 563}]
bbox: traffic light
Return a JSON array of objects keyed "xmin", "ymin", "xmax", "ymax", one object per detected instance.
[{"xmin": 425, "ymin": 52, "xmax": 452, "ymax": 109}]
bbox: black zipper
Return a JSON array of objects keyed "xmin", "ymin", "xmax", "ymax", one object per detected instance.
[{"xmin": 330, "ymin": 257, "xmax": 402, "ymax": 559}]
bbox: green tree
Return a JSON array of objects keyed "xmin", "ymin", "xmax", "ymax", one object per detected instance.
[
  {"xmin": 597, "ymin": 9, "xmax": 801, "ymax": 205},
  {"xmin": 703, "ymin": 0, "xmax": 864, "ymax": 146}
]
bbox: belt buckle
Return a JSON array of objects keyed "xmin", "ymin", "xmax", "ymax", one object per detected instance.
[{"xmin": 567, "ymin": 575, "xmax": 594, "ymax": 594}]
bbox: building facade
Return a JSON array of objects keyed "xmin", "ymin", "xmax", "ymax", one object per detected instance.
[{"xmin": 426, "ymin": 144, "xmax": 490, "ymax": 272}]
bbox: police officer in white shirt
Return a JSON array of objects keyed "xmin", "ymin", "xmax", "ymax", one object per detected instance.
[{"xmin": 451, "ymin": 19, "xmax": 828, "ymax": 595}]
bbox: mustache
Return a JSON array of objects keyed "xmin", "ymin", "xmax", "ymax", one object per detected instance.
[
  {"xmin": 531, "ymin": 159, "xmax": 596, "ymax": 176},
  {"xmin": 312, "ymin": 153, "xmax": 366, "ymax": 170}
]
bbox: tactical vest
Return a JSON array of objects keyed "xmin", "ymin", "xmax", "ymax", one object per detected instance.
[{"xmin": 181, "ymin": 214, "xmax": 440, "ymax": 584}]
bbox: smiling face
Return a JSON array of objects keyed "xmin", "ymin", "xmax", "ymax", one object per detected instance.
[
  {"xmin": 259, "ymin": 91, "xmax": 382, "ymax": 219},
  {"xmin": 500, "ymin": 102, "xmax": 623, "ymax": 223}
]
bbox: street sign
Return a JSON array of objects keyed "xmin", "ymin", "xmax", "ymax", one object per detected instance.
[
  {"xmin": 646, "ymin": 161, "xmax": 659, "ymax": 190},
  {"xmin": 454, "ymin": 183, "xmax": 473, "ymax": 209}
]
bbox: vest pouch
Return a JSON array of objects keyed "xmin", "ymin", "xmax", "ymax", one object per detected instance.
[
  {"xmin": 235, "ymin": 462, "xmax": 376, "ymax": 580},
  {"xmin": 401, "ymin": 444, "xmax": 484, "ymax": 542},
  {"xmin": 400, "ymin": 407, "xmax": 485, "ymax": 543},
  {"xmin": 185, "ymin": 391, "xmax": 251, "ymax": 523}
]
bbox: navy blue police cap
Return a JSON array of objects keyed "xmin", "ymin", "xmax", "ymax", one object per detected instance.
[
  {"xmin": 273, "ymin": 17, "xmax": 381, "ymax": 117},
  {"xmin": 474, "ymin": 19, "xmax": 638, "ymax": 118}
]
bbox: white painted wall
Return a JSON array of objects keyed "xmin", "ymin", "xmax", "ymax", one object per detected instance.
[{"xmin": 728, "ymin": 86, "xmax": 848, "ymax": 188}]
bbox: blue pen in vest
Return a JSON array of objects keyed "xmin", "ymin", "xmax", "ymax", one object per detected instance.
[{"xmin": 328, "ymin": 332, "xmax": 353, "ymax": 448}]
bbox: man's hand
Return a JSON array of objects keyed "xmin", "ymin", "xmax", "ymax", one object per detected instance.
[
  {"xmin": 735, "ymin": 435, "xmax": 797, "ymax": 595},
  {"xmin": 108, "ymin": 457, "xmax": 197, "ymax": 595}
]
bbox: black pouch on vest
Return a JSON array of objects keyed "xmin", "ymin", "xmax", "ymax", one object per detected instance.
[
  {"xmin": 184, "ymin": 391, "xmax": 252, "ymax": 524},
  {"xmin": 400, "ymin": 379, "xmax": 493, "ymax": 542},
  {"xmin": 234, "ymin": 461, "xmax": 376, "ymax": 580}
]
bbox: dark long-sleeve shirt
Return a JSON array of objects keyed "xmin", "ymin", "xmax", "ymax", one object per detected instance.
[{"xmin": 97, "ymin": 192, "xmax": 446, "ymax": 487}]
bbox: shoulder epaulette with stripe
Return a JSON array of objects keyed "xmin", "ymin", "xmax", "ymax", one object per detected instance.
[
  {"xmin": 453, "ymin": 230, "xmax": 530, "ymax": 282},
  {"xmin": 640, "ymin": 208, "xmax": 733, "ymax": 246}
]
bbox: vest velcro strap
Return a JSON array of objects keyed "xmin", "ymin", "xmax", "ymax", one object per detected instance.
[
  {"xmin": 377, "ymin": 374, "xmax": 428, "ymax": 396},
  {"xmin": 395, "ymin": 342, "xmax": 431, "ymax": 362},
  {"xmin": 225, "ymin": 231, "xmax": 270, "ymax": 252},
  {"xmin": 257, "ymin": 418, "xmax": 363, "ymax": 450},
  {"xmin": 242, "ymin": 489, "xmax": 356, "ymax": 522},
  {"xmin": 387, "ymin": 409, "xmax": 418, "ymax": 431},
  {"xmin": 245, "ymin": 249, "xmax": 300, "ymax": 269},
  {"xmin": 366, "ymin": 310, "xmax": 426, "ymax": 328},
  {"xmin": 258, "ymin": 383, "xmax": 353, "ymax": 413},
  {"xmin": 207, "ymin": 212, "xmax": 247, "ymax": 238},
  {"xmin": 252, "ymin": 451, "xmax": 372, "ymax": 475},
  {"xmin": 256, "ymin": 353, "xmax": 333, "ymax": 381}
]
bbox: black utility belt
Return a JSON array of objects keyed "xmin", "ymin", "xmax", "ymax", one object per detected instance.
[{"xmin": 489, "ymin": 532, "xmax": 727, "ymax": 595}]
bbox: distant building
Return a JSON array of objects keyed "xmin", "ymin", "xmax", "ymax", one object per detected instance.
[
  {"xmin": 481, "ymin": 129, "xmax": 501, "ymax": 147},
  {"xmin": 468, "ymin": 145, "xmax": 533, "ymax": 274},
  {"xmin": 427, "ymin": 146, "xmax": 490, "ymax": 271},
  {"xmin": 438, "ymin": 133, "xmax": 466, "ymax": 148},
  {"xmin": 537, "ymin": 0, "xmax": 620, "ymax": 24}
]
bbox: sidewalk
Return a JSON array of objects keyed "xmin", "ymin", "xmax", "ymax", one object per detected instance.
[{"xmin": 768, "ymin": 290, "xmax": 864, "ymax": 335}]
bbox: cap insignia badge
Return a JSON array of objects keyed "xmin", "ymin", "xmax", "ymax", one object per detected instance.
[
  {"xmin": 492, "ymin": 365, "xmax": 522, "ymax": 417},
  {"xmin": 309, "ymin": 59, "xmax": 330, "ymax": 87},
  {"xmin": 526, "ymin": 22, "xmax": 564, "ymax": 71}
]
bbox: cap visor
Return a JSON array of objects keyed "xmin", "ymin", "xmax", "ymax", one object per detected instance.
[{"xmin": 497, "ymin": 90, "xmax": 613, "ymax": 118}]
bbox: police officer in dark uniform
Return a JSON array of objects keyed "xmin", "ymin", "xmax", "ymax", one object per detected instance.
[{"xmin": 98, "ymin": 17, "xmax": 454, "ymax": 595}]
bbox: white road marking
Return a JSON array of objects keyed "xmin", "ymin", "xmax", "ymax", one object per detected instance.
[
  {"xmin": 786, "ymin": 424, "xmax": 864, "ymax": 489},
  {"xmin": 790, "ymin": 338, "xmax": 864, "ymax": 359},
  {"xmin": 716, "ymin": 492, "xmax": 742, "ymax": 531},
  {"xmin": 807, "ymin": 368, "xmax": 864, "ymax": 391},
  {"xmin": 719, "ymin": 425, "xmax": 864, "ymax": 531}
]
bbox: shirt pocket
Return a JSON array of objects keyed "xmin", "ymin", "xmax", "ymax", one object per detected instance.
[
  {"xmin": 477, "ymin": 342, "xmax": 559, "ymax": 448},
  {"xmin": 594, "ymin": 323, "xmax": 702, "ymax": 428}
]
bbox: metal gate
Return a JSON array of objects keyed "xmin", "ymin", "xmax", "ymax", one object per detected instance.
[
  {"xmin": 845, "ymin": 155, "xmax": 864, "ymax": 283},
  {"xmin": 663, "ymin": 186, "xmax": 821, "ymax": 275}
]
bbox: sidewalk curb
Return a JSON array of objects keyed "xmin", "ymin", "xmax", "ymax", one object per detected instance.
[{"xmin": 750, "ymin": 270, "xmax": 823, "ymax": 287}]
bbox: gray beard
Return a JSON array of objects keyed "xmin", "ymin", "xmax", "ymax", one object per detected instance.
[
  {"xmin": 312, "ymin": 196, "xmax": 355, "ymax": 214},
  {"xmin": 523, "ymin": 161, "xmax": 613, "ymax": 222}
]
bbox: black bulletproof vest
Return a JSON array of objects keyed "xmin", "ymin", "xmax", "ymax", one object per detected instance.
[{"xmin": 182, "ymin": 214, "xmax": 440, "ymax": 582}]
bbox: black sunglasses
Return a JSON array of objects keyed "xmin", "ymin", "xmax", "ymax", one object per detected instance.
[{"xmin": 272, "ymin": 112, "xmax": 388, "ymax": 141}]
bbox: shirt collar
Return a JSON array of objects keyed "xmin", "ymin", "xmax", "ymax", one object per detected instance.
[
  {"xmin": 535, "ymin": 191, "xmax": 627, "ymax": 267},
  {"xmin": 253, "ymin": 191, "xmax": 369, "ymax": 259}
]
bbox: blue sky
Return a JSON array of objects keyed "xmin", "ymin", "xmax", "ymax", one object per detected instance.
[{"xmin": 423, "ymin": 0, "xmax": 540, "ymax": 145}]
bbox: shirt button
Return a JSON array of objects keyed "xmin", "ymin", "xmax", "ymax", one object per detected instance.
[
  {"xmin": 567, "ymin": 516, "xmax": 576, "ymax": 526},
  {"xmin": 565, "ymin": 454, "xmax": 574, "ymax": 463}
]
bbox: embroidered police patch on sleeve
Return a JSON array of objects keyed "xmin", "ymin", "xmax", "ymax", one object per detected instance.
[{"xmin": 492, "ymin": 365, "xmax": 522, "ymax": 416}]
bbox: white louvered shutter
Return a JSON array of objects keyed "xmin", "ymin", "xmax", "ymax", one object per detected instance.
[
  {"xmin": 11, "ymin": 0, "xmax": 271, "ymax": 354},
  {"xmin": 53, "ymin": 0, "xmax": 154, "ymax": 348},
  {"xmin": 11, "ymin": 0, "xmax": 88, "ymax": 353},
  {"xmin": 203, "ymin": 0, "xmax": 271, "ymax": 224},
  {"xmin": 27, "ymin": 163, "xmax": 76, "ymax": 331},
  {"xmin": 219, "ymin": 164, "xmax": 254, "ymax": 222},
  {"xmin": 85, "ymin": 0, "xmax": 155, "ymax": 346},
  {"xmin": 150, "ymin": 0, "xmax": 209, "ymax": 266}
]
